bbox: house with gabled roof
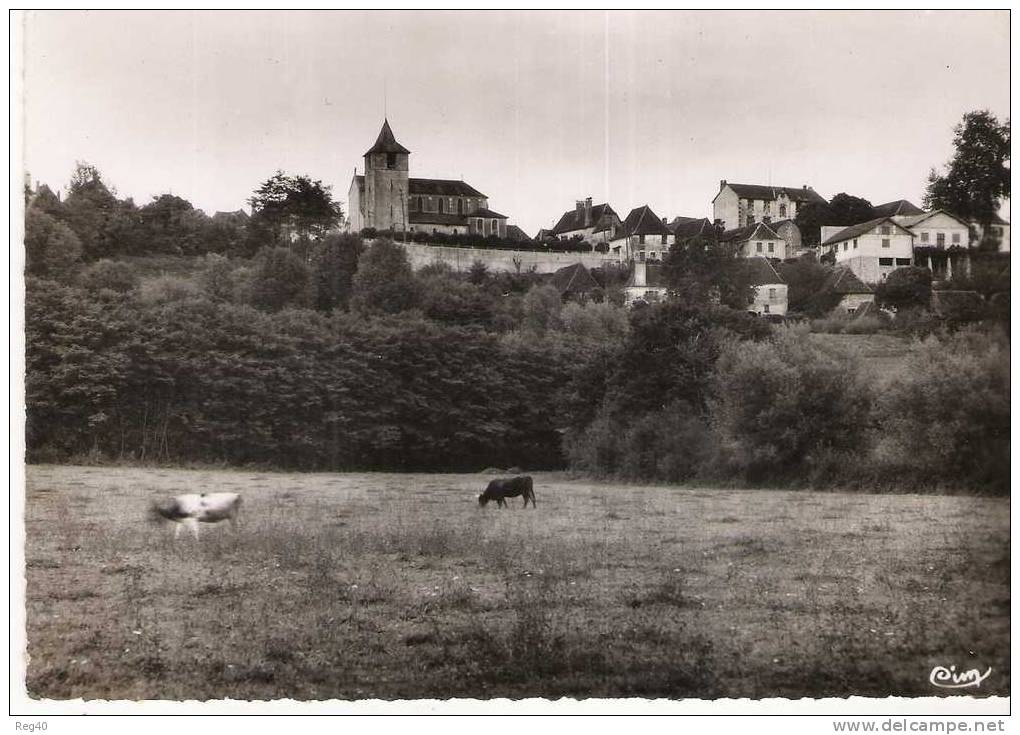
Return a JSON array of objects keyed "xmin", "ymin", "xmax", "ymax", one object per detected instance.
[
  {"xmin": 713, "ymin": 180, "xmax": 827, "ymax": 230},
  {"xmin": 348, "ymin": 119, "xmax": 510, "ymax": 238},
  {"xmin": 548, "ymin": 197, "xmax": 621, "ymax": 247},
  {"xmin": 969, "ymin": 212, "xmax": 1010, "ymax": 252},
  {"xmin": 821, "ymin": 216, "xmax": 914, "ymax": 284},
  {"xmin": 666, "ymin": 216, "xmax": 716, "ymax": 243},
  {"xmin": 609, "ymin": 205, "xmax": 673, "ymax": 263},
  {"xmin": 547, "ymin": 262, "xmax": 601, "ymax": 302},
  {"xmin": 818, "ymin": 266, "xmax": 874, "ymax": 315},
  {"xmin": 745, "ymin": 257, "xmax": 788, "ymax": 316},
  {"xmin": 718, "ymin": 222, "xmax": 786, "ymax": 259},
  {"xmin": 892, "ymin": 210, "xmax": 970, "ymax": 252}
]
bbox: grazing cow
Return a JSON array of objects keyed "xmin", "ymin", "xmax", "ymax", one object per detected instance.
[
  {"xmin": 478, "ymin": 476, "xmax": 536, "ymax": 509},
  {"xmin": 149, "ymin": 492, "xmax": 242, "ymax": 540}
]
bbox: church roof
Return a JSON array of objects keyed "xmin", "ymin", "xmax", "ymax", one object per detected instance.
[
  {"xmin": 364, "ymin": 119, "xmax": 410, "ymax": 156},
  {"xmin": 409, "ymin": 178, "xmax": 487, "ymax": 197},
  {"xmin": 470, "ymin": 207, "xmax": 507, "ymax": 219},
  {"xmin": 409, "ymin": 211, "xmax": 468, "ymax": 226}
]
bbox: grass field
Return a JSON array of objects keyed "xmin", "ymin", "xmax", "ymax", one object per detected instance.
[{"xmin": 24, "ymin": 465, "xmax": 1009, "ymax": 701}]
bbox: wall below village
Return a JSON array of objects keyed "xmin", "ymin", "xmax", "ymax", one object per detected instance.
[{"xmin": 400, "ymin": 241, "xmax": 614, "ymax": 273}]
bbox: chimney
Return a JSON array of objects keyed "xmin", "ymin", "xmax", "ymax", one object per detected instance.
[
  {"xmin": 720, "ymin": 179, "xmax": 728, "ymax": 191},
  {"xmin": 662, "ymin": 217, "xmax": 668, "ymax": 226},
  {"xmin": 634, "ymin": 260, "xmax": 647, "ymax": 288},
  {"xmin": 803, "ymin": 184, "xmax": 809, "ymax": 190},
  {"xmin": 576, "ymin": 200, "xmax": 584, "ymax": 213},
  {"xmin": 584, "ymin": 197, "xmax": 592, "ymax": 227}
]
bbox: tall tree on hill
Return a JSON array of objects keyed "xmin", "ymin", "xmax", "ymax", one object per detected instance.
[
  {"xmin": 61, "ymin": 162, "xmax": 140, "ymax": 258},
  {"xmin": 924, "ymin": 110, "xmax": 1010, "ymax": 226},
  {"xmin": 139, "ymin": 194, "xmax": 211, "ymax": 255},
  {"xmin": 349, "ymin": 239, "xmax": 420, "ymax": 315},
  {"xmin": 247, "ymin": 171, "xmax": 343, "ymax": 251},
  {"xmin": 793, "ymin": 200, "xmax": 832, "ymax": 248},
  {"xmin": 662, "ymin": 235, "xmax": 756, "ymax": 310},
  {"xmin": 827, "ymin": 193, "xmax": 874, "ymax": 225}
]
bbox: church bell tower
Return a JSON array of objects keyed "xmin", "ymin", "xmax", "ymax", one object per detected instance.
[{"xmin": 363, "ymin": 119, "xmax": 410, "ymax": 232}]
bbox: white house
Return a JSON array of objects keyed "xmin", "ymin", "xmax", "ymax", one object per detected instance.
[
  {"xmin": 821, "ymin": 217, "xmax": 914, "ymax": 284},
  {"xmin": 970, "ymin": 213, "xmax": 1011, "ymax": 252},
  {"xmin": 712, "ymin": 181, "xmax": 827, "ymax": 230},
  {"xmin": 892, "ymin": 210, "xmax": 971, "ymax": 251},
  {"xmin": 548, "ymin": 198, "xmax": 621, "ymax": 246},
  {"xmin": 745, "ymin": 257, "xmax": 788, "ymax": 316},
  {"xmin": 624, "ymin": 261, "xmax": 669, "ymax": 306},
  {"xmin": 609, "ymin": 205, "xmax": 673, "ymax": 263},
  {"xmin": 718, "ymin": 222, "xmax": 786, "ymax": 259}
]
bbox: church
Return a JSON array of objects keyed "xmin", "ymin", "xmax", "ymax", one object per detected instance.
[{"xmin": 347, "ymin": 120, "xmax": 509, "ymax": 238}]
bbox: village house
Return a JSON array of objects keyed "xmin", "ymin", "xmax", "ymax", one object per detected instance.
[
  {"xmin": 970, "ymin": 213, "xmax": 1011, "ymax": 252},
  {"xmin": 892, "ymin": 210, "xmax": 971, "ymax": 251},
  {"xmin": 609, "ymin": 205, "xmax": 673, "ymax": 263},
  {"xmin": 818, "ymin": 267, "xmax": 875, "ymax": 315},
  {"xmin": 348, "ymin": 119, "xmax": 509, "ymax": 238},
  {"xmin": 548, "ymin": 198, "xmax": 622, "ymax": 247},
  {"xmin": 718, "ymin": 222, "xmax": 786, "ymax": 259},
  {"xmin": 746, "ymin": 257, "xmax": 788, "ymax": 316},
  {"xmin": 821, "ymin": 216, "xmax": 915, "ymax": 283},
  {"xmin": 666, "ymin": 216, "xmax": 715, "ymax": 244},
  {"xmin": 547, "ymin": 262, "xmax": 601, "ymax": 302},
  {"xmin": 623, "ymin": 261, "xmax": 668, "ymax": 306},
  {"xmin": 712, "ymin": 180, "xmax": 827, "ymax": 230},
  {"xmin": 869, "ymin": 199, "xmax": 925, "ymax": 219},
  {"xmin": 765, "ymin": 219, "xmax": 805, "ymax": 258}
]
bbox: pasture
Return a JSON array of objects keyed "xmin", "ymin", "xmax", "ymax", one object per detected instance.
[{"xmin": 24, "ymin": 465, "xmax": 1009, "ymax": 701}]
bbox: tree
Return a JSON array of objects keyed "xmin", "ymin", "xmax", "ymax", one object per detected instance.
[
  {"xmin": 24, "ymin": 209, "xmax": 82, "ymax": 279},
  {"xmin": 521, "ymin": 284, "xmax": 563, "ymax": 334},
  {"xmin": 62, "ymin": 162, "xmax": 122, "ymax": 259},
  {"xmin": 924, "ymin": 110, "xmax": 1010, "ymax": 227},
  {"xmin": 349, "ymin": 239, "xmax": 420, "ymax": 315},
  {"xmin": 875, "ymin": 266, "xmax": 932, "ymax": 311},
  {"xmin": 80, "ymin": 259, "xmax": 139, "ymax": 293},
  {"xmin": 248, "ymin": 171, "xmax": 343, "ymax": 247},
  {"xmin": 309, "ymin": 233, "xmax": 364, "ymax": 311},
  {"xmin": 248, "ymin": 246, "xmax": 315, "ymax": 311},
  {"xmin": 662, "ymin": 235, "xmax": 756, "ymax": 310},
  {"xmin": 827, "ymin": 193, "xmax": 874, "ymax": 225},
  {"xmin": 419, "ymin": 269, "xmax": 495, "ymax": 327},
  {"xmin": 779, "ymin": 255, "xmax": 840, "ymax": 317},
  {"xmin": 794, "ymin": 200, "xmax": 832, "ymax": 249}
]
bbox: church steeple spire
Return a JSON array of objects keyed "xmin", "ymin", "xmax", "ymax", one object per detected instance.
[{"xmin": 364, "ymin": 119, "xmax": 410, "ymax": 157}]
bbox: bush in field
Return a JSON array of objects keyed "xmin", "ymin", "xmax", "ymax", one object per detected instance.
[
  {"xmin": 350, "ymin": 239, "xmax": 420, "ymax": 315},
  {"xmin": 875, "ymin": 267, "xmax": 932, "ymax": 311},
  {"xmin": 841, "ymin": 315, "xmax": 885, "ymax": 335},
  {"xmin": 198, "ymin": 253, "xmax": 240, "ymax": 303},
  {"xmin": 873, "ymin": 329, "xmax": 1009, "ymax": 492},
  {"xmin": 247, "ymin": 246, "xmax": 315, "ymax": 311},
  {"xmin": 25, "ymin": 209, "xmax": 82, "ymax": 279},
  {"xmin": 136, "ymin": 275, "xmax": 202, "ymax": 305},
  {"xmin": 559, "ymin": 301, "xmax": 630, "ymax": 343},
  {"xmin": 709, "ymin": 329, "xmax": 873, "ymax": 481},
  {"xmin": 80, "ymin": 259, "xmax": 139, "ymax": 293},
  {"xmin": 418, "ymin": 267, "xmax": 496, "ymax": 327},
  {"xmin": 521, "ymin": 284, "xmax": 563, "ymax": 335}
]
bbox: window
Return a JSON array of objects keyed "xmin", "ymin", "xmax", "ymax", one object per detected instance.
[
  {"xmin": 847, "ymin": 307, "xmax": 857, "ymax": 315},
  {"xmin": 764, "ymin": 201, "xmax": 771, "ymax": 214},
  {"xmin": 992, "ymin": 226, "xmax": 1002, "ymax": 236},
  {"xmin": 779, "ymin": 204, "xmax": 787, "ymax": 217},
  {"xmin": 879, "ymin": 257, "xmax": 893, "ymax": 266},
  {"xmin": 756, "ymin": 242, "xmax": 763, "ymax": 253},
  {"xmin": 639, "ymin": 234, "xmax": 646, "ymax": 244},
  {"xmin": 882, "ymin": 239, "xmax": 890, "ymax": 248},
  {"xmin": 763, "ymin": 304, "xmax": 770, "ymax": 313},
  {"xmin": 433, "ymin": 228, "xmax": 438, "ymax": 234},
  {"xmin": 920, "ymin": 232, "xmax": 929, "ymax": 243},
  {"xmin": 853, "ymin": 239, "xmax": 858, "ymax": 249},
  {"xmin": 936, "ymin": 233, "xmax": 945, "ymax": 247},
  {"xmin": 386, "ymin": 153, "xmax": 397, "ymax": 169},
  {"xmin": 952, "ymin": 232, "xmax": 960, "ymax": 245},
  {"xmin": 661, "ymin": 235, "xmax": 667, "ymax": 245},
  {"xmin": 767, "ymin": 242, "xmax": 774, "ymax": 253},
  {"xmin": 895, "ymin": 258, "xmax": 912, "ymax": 266},
  {"xmin": 458, "ymin": 199, "xmax": 464, "ymax": 215},
  {"xmin": 843, "ymin": 242, "xmax": 848, "ymax": 251},
  {"xmin": 768, "ymin": 287, "xmax": 776, "ymax": 299},
  {"xmin": 746, "ymin": 215, "xmax": 755, "ymax": 226},
  {"xmin": 439, "ymin": 199, "xmax": 445, "ymax": 213},
  {"xmin": 881, "ymin": 225, "xmax": 891, "ymax": 235}
]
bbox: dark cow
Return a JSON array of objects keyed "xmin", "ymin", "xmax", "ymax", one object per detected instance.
[{"xmin": 478, "ymin": 476, "xmax": 536, "ymax": 509}]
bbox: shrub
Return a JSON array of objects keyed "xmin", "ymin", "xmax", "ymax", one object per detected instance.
[
  {"xmin": 841, "ymin": 315, "xmax": 884, "ymax": 335},
  {"xmin": 350, "ymin": 239, "xmax": 420, "ymax": 315},
  {"xmin": 136, "ymin": 275, "xmax": 202, "ymax": 304},
  {"xmin": 25, "ymin": 209, "xmax": 82, "ymax": 279},
  {"xmin": 875, "ymin": 266, "xmax": 932, "ymax": 311},
  {"xmin": 198, "ymin": 253, "xmax": 239, "ymax": 303},
  {"xmin": 873, "ymin": 329, "xmax": 1009, "ymax": 493},
  {"xmin": 80, "ymin": 259, "xmax": 139, "ymax": 293},
  {"xmin": 247, "ymin": 246, "xmax": 315, "ymax": 311},
  {"xmin": 709, "ymin": 329, "xmax": 873, "ymax": 481},
  {"xmin": 521, "ymin": 284, "xmax": 563, "ymax": 335}
]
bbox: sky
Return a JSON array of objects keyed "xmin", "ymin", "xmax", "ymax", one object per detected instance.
[{"xmin": 19, "ymin": 10, "xmax": 1010, "ymax": 235}]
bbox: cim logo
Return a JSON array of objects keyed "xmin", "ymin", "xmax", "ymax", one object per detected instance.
[{"xmin": 929, "ymin": 665, "xmax": 992, "ymax": 690}]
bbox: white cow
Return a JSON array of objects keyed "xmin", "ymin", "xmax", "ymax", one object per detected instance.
[{"xmin": 150, "ymin": 492, "xmax": 242, "ymax": 540}]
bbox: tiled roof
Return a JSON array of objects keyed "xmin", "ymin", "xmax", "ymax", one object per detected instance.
[
  {"xmin": 551, "ymin": 203, "xmax": 619, "ymax": 235},
  {"xmin": 718, "ymin": 183, "xmax": 827, "ymax": 205},
  {"xmin": 667, "ymin": 216, "xmax": 714, "ymax": 240},
  {"xmin": 870, "ymin": 200, "xmax": 924, "ymax": 218},
  {"xmin": 409, "ymin": 178, "xmax": 487, "ymax": 197},
  {"xmin": 364, "ymin": 119, "xmax": 411, "ymax": 156},
  {"xmin": 718, "ymin": 222, "xmax": 781, "ymax": 243},
  {"xmin": 892, "ymin": 210, "xmax": 970, "ymax": 229},
  {"xmin": 506, "ymin": 224, "xmax": 532, "ymax": 241},
  {"xmin": 550, "ymin": 262, "xmax": 599, "ymax": 294},
  {"xmin": 470, "ymin": 207, "xmax": 508, "ymax": 219},
  {"xmin": 822, "ymin": 266, "xmax": 873, "ymax": 295},
  {"xmin": 821, "ymin": 217, "xmax": 913, "ymax": 246},
  {"xmin": 618, "ymin": 205, "xmax": 670, "ymax": 238},
  {"xmin": 745, "ymin": 257, "xmax": 785, "ymax": 286}
]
